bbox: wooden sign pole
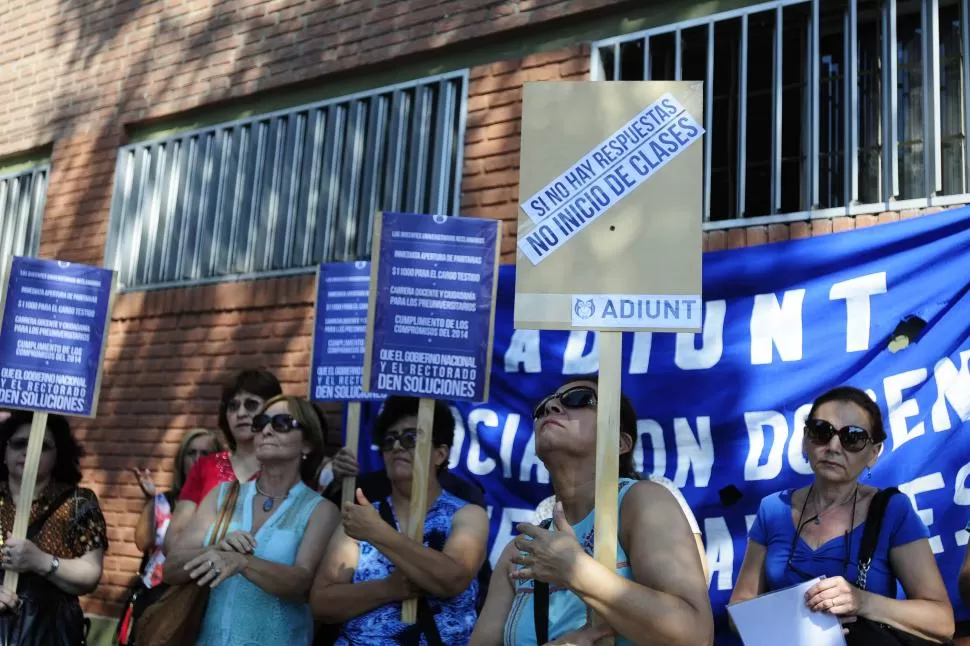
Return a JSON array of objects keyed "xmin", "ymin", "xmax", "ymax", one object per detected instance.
[
  {"xmin": 341, "ymin": 402, "xmax": 362, "ymax": 506},
  {"xmin": 2, "ymin": 411, "xmax": 49, "ymax": 592},
  {"xmin": 401, "ymin": 397, "xmax": 436, "ymax": 624},
  {"xmin": 592, "ymin": 333, "xmax": 622, "ymax": 643}
]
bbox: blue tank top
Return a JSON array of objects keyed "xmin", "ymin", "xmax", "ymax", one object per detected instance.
[
  {"xmin": 196, "ymin": 480, "xmax": 322, "ymax": 646},
  {"xmin": 504, "ymin": 478, "xmax": 639, "ymax": 646},
  {"xmin": 337, "ymin": 490, "xmax": 479, "ymax": 645}
]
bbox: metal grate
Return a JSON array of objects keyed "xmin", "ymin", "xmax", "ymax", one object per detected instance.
[
  {"xmin": 105, "ymin": 71, "xmax": 469, "ymax": 290},
  {"xmin": 0, "ymin": 164, "xmax": 48, "ymax": 269},
  {"xmin": 592, "ymin": 0, "xmax": 970, "ymax": 227}
]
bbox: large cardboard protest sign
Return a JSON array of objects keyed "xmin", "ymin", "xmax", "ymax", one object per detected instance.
[
  {"xmin": 515, "ymin": 81, "xmax": 705, "ymax": 641},
  {"xmin": 363, "ymin": 211, "xmax": 500, "ymax": 621},
  {"xmin": 515, "ymin": 81, "xmax": 704, "ymax": 333},
  {"xmin": 310, "ymin": 261, "xmax": 384, "ymax": 503},
  {"xmin": 0, "ymin": 256, "xmax": 116, "ymax": 591}
]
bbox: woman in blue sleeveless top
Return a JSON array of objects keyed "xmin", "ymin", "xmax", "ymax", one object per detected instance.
[
  {"xmin": 311, "ymin": 396, "xmax": 490, "ymax": 645},
  {"xmin": 164, "ymin": 395, "xmax": 341, "ymax": 645},
  {"xmin": 469, "ymin": 376, "xmax": 714, "ymax": 646},
  {"xmin": 731, "ymin": 386, "xmax": 953, "ymax": 643}
]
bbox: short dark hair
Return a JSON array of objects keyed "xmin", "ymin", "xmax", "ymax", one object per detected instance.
[
  {"xmin": 558, "ymin": 375, "xmax": 640, "ymax": 479},
  {"xmin": 372, "ymin": 396, "xmax": 455, "ymax": 472},
  {"xmin": 808, "ymin": 386, "xmax": 887, "ymax": 443},
  {"xmin": 258, "ymin": 395, "xmax": 326, "ymax": 486},
  {"xmin": 0, "ymin": 411, "xmax": 84, "ymax": 485},
  {"xmin": 218, "ymin": 369, "xmax": 283, "ymax": 450}
]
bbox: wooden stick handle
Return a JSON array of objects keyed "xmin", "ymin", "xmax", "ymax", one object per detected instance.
[
  {"xmin": 401, "ymin": 397, "xmax": 436, "ymax": 624},
  {"xmin": 593, "ymin": 332, "xmax": 622, "ymax": 645},
  {"xmin": 341, "ymin": 402, "xmax": 362, "ymax": 506},
  {"xmin": 3, "ymin": 412, "xmax": 49, "ymax": 593}
]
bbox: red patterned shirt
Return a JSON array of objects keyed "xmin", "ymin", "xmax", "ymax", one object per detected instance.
[{"xmin": 178, "ymin": 451, "xmax": 257, "ymax": 504}]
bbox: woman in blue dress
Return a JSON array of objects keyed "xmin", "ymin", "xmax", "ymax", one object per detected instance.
[
  {"xmin": 310, "ymin": 396, "xmax": 490, "ymax": 645},
  {"xmin": 164, "ymin": 395, "xmax": 341, "ymax": 645},
  {"xmin": 469, "ymin": 376, "xmax": 713, "ymax": 646},
  {"xmin": 731, "ymin": 386, "xmax": 954, "ymax": 643}
]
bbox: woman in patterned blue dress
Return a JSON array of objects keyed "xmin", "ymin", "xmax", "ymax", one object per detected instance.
[
  {"xmin": 311, "ymin": 396, "xmax": 490, "ymax": 645},
  {"xmin": 164, "ymin": 395, "xmax": 341, "ymax": 645},
  {"xmin": 469, "ymin": 376, "xmax": 714, "ymax": 646}
]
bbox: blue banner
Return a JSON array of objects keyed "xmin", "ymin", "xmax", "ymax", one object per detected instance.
[
  {"xmin": 310, "ymin": 261, "xmax": 383, "ymax": 403},
  {"xmin": 355, "ymin": 208, "xmax": 970, "ymax": 641},
  {"xmin": 0, "ymin": 257, "xmax": 114, "ymax": 417},
  {"xmin": 368, "ymin": 212, "xmax": 499, "ymax": 402}
]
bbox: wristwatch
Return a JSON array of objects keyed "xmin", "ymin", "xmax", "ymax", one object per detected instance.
[{"xmin": 45, "ymin": 556, "xmax": 60, "ymax": 577}]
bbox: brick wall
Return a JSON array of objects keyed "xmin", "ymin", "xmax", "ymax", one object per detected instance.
[{"xmin": 0, "ymin": 0, "xmax": 952, "ymax": 619}]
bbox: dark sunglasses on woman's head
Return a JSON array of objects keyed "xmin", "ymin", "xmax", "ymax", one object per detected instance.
[
  {"xmin": 379, "ymin": 429, "xmax": 418, "ymax": 452},
  {"xmin": 804, "ymin": 418, "xmax": 872, "ymax": 453},
  {"xmin": 532, "ymin": 385, "xmax": 598, "ymax": 421},
  {"xmin": 226, "ymin": 397, "xmax": 262, "ymax": 413},
  {"xmin": 252, "ymin": 413, "xmax": 303, "ymax": 433},
  {"xmin": 7, "ymin": 438, "xmax": 54, "ymax": 453}
]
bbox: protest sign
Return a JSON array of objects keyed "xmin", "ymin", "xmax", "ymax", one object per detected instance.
[
  {"xmin": 363, "ymin": 211, "xmax": 501, "ymax": 621},
  {"xmin": 515, "ymin": 81, "xmax": 705, "ymax": 640},
  {"xmin": 310, "ymin": 261, "xmax": 384, "ymax": 503},
  {"xmin": 0, "ymin": 256, "xmax": 116, "ymax": 592}
]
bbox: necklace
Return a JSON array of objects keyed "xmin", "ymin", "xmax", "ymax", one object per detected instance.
[
  {"xmin": 808, "ymin": 484, "xmax": 858, "ymax": 525},
  {"xmin": 255, "ymin": 480, "xmax": 288, "ymax": 512}
]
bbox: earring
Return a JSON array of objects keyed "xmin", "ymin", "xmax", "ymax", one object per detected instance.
[
  {"xmin": 302, "ymin": 453, "xmax": 308, "ymax": 461},
  {"xmin": 866, "ymin": 466, "xmax": 872, "ymax": 480}
]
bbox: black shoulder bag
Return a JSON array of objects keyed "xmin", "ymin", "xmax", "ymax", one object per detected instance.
[
  {"xmin": 377, "ymin": 499, "xmax": 444, "ymax": 646},
  {"xmin": 0, "ymin": 486, "xmax": 88, "ymax": 646},
  {"xmin": 846, "ymin": 487, "xmax": 953, "ymax": 646}
]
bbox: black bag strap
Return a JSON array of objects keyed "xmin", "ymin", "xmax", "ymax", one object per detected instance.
[
  {"xmin": 27, "ymin": 486, "xmax": 77, "ymax": 541},
  {"xmin": 376, "ymin": 499, "xmax": 444, "ymax": 646},
  {"xmin": 856, "ymin": 487, "xmax": 900, "ymax": 590},
  {"xmin": 533, "ymin": 518, "xmax": 554, "ymax": 645}
]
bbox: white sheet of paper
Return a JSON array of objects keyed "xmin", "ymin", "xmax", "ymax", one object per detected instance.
[{"xmin": 727, "ymin": 577, "xmax": 847, "ymax": 646}]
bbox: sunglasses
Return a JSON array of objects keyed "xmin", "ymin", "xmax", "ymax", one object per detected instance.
[
  {"xmin": 378, "ymin": 429, "xmax": 418, "ymax": 452},
  {"xmin": 252, "ymin": 414, "xmax": 303, "ymax": 434},
  {"xmin": 804, "ymin": 418, "xmax": 872, "ymax": 453},
  {"xmin": 226, "ymin": 398, "xmax": 263, "ymax": 413},
  {"xmin": 8, "ymin": 438, "xmax": 54, "ymax": 453},
  {"xmin": 532, "ymin": 386, "xmax": 598, "ymax": 421}
]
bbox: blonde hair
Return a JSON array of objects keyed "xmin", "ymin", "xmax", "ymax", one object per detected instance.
[
  {"xmin": 174, "ymin": 428, "xmax": 222, "ymax": 493},
  {"xmin": 256, "ymin": 395, "xmax": 325, "ymax": 485}
]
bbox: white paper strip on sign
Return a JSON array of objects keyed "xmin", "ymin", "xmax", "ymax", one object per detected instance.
[
  {"xmin": 518, "ymin": 92, "xmax": 705, "ymax": 266},
  {"xmin": 571, "ymin": 294, "xmax": 702, "ymax": 329},
  {"xmin": 726, "ymin": 578, "xmax": 847, "ymax": 646}
]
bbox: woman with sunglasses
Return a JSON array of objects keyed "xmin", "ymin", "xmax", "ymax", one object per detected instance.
[
  {"xmin": 311, "ymin": 396, "xmax": 490, "ymax": 645},
  {"xmin": 470, "ymin": 377, "xmax": 713, "ymax": 646},
  {"xmin": 731, "ymin": 386, "xmax": 953, "ymax": 642},
  {"xmin": 163, "ymin": 369, "xmax": 282, "ymax": 553},
  {"xmin": 163, "ymin": 394, "xmax": 340, "ymax": 645},
  {"xmin": 0, "ymin": 411, "xmax": 108, "ymax": 644}
]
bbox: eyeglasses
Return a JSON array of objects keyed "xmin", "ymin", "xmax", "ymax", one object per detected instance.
[
  {"xmin": 378, "ymin": 429, "xmax": 418, "ymax": 452},
  {"xmin": 252, "ymin": 414, "xmax": 303, "ymax": 433},
  {"xmin": 532, "ymin": 386, "xmax": 598, "ymax": 421},
  {"xmin": 226, "ymin": 398, "xmax": 263, "ymax": 414},
  {"xmin": 7, "ymin": 438, "xmax": 54, "ymax": 453},
  {"xmin": 805, "ymin": 418, "xmax": 872, "ymax": 453}
]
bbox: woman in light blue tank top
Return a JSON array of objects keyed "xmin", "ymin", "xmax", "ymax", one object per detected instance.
[
  {"xmin": 469, "ymin": 377, "xmax": 714, "ymax": 646},
  {"xmin": 311, "ymin": 396, "xmax": 490, "ymax": 645},
  {"xmin": 164, "ymin": 395, "xmax": 340, "ymax": 646}
]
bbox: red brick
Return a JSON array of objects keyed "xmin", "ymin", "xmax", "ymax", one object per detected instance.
[
  {"xmin": 832, "ymin": 216, "xmax": 855, "ymax": 233},
  {"xmin": 877, "ymin": 211, "xmax": 900, "ymax": 224},
  {"xmin": 767, "ymin": 224, "xmax": 790, "ymax": 243},
  {"xmin": 706, "ymin": 230, "xmax": 727, "ymax": 252},
  {"xmin": 811, "ymin": 219, "xmax": 833, "ymax": 236},
  {"xmin": 855, "ymin": 214, "xmax": 879, "ymax": 229},
  {"xmin": 727, "ymin": 228, "xmax": 746, "ymax": 249},
  {"xmin": 745, "ymin": 226, "xmax": 767, "ymax": 247},
  {"xmin": 790, "ymin": 222, "xmax": 812, "ymax": 239}
]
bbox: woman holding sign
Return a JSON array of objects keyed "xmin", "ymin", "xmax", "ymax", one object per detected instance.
[
  {"xmin": 0, "ymin": 411, "xmax": 108, "ymax": 644},
  {"xmin": 730, "ymin": 386, "xmax": 954, "ymax": 643},
  {"xmin": 470, "ymin": 377, "xmax": 714, "ymax": 646},
  {"xmin": 310, "ymin": 396, "xmax": 490, "ymax": 645}
]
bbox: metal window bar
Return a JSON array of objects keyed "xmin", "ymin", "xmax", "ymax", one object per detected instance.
[
  {"xmin": 0, "ymin": 165, "xmax": 48, "ymax": 287},
  {"xmin": 738, "ymin": 15, "xmax": 750, "ymax": 218},
  {"xmin": 592, "ymin": 0, "xmax": 970, "ymax": 225},
  {"xmin": 104, "ymin": 71, "xmax": 469, "ymax": 291}
]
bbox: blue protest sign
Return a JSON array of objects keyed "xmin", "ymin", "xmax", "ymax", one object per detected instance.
[
  {"xmin": 310, "ymin": 261, "xmax": 383, "ymax": 402},
  {"xmin": 364, "ymin": 212, "xmax": 500, "ymax": 403},
  {"xmin": 0, "ymin": 257, "xmax": 115, "ymax": 417}
]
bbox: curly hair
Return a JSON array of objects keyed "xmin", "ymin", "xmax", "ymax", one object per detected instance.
[
  {"xmin": 0, "ymin": 411, "xmax": 84, "ymax": 485},
  {"xmin": 372, "ymin": 396, "xmax": 455, "ymax": 473}
]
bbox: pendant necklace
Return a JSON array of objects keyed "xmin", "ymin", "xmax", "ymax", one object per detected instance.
[{"xmin": 255, "ymin": 480, "xmax": 288, "ymax": 512}]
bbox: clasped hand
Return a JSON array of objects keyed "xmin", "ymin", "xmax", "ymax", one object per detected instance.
[
  {"xmin": 805, "ymin": 575, "xmax": 869, "ymax": 631},
  {"xmin": 1, "ymin": 533, "xmax": 48, "ymax": 575},
  {"xmin": 510, "ymin": 502, "xmax": 586, "ymax": 589}
]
